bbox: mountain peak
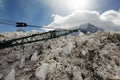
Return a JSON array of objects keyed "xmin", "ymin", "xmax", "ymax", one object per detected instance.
[
  {"xmin": 84, "ymin": 23, "xmax": 93, "ymax": 26},
  {"xmin": 79, "ymin": 23, "xmax": 104, "ymax": 33}
]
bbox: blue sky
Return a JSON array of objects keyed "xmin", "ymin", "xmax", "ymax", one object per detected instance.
[{"xmin": 0, "ymin": 0, "xmax": 120, "ymax": 33}]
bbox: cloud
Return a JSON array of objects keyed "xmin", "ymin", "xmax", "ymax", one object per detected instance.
[
  {"xmin": 101, "ymin": 10, "xmax": 120, "ymax": 26},
  {"xmin": 40, "ymin": 0, "xmax": 98, "ymax": 15},
  {"xmin": 46, "ymin": 10, "xmax": 120, "ymax": 31}
]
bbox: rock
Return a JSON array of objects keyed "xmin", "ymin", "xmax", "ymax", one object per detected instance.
[
  {"xmin": 79, "ymin": 32, "xmax": 84, "ymax": 36},
  {"xmin": 47, "ymin": 60, "xmax": 57, "ymax": 73},
  {"xmin": 63, "ymin": 42, "xmax": 73, "ymax": 55},
  {"xmin": 31, "ymin": 51, "xmax": 39, "ymax": 61},
  {"xmin": 35, "ymin": 63, "xmax": 48, "ymax": 80},
  {"xmin": 108, "ymin": 76, "xmax": 120, "ymax": 80},
  {"xmin": 73, "ymin": 67, "xmax": 83, "ymax": 80},
  {"xmin": 19, "ymin": 56, "xmax": 25, "ymax": 69},
  {"xmin": 0, "ymin": 74, "xmax": 3, "ymax": 79},
  {"xmin": 81, "ymin": 50, "xmax": 87, "ymax": 56},
  {"xmin": 19, "ymin": 77, "xmax": 25, "ymax": 80},
  {"xmin": 0, "ymin": 31, "xmax": 120, "ymax": 80},
  {"xmin": 7, "ymin": 53, "xmax": 20, "ymax": 63},
  {"xmin": 5, "ymin": 69, "xmax": 15, "ymax": 80}
]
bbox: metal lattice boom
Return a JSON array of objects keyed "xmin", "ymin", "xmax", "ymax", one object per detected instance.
[{"xmin": 0, "ymin": 29, "xmax": 79, "ymax": 49}]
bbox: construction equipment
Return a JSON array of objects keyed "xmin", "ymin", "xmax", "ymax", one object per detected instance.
[
  {"xmin": 0, "ymin": 18, "xmax": 80, "ymax": 49},
  {"xmin": 0, "ymin": 29, "xmax": 79, "ymax": 49}
]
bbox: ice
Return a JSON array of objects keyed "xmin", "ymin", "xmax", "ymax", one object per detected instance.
[
  {"xmin": 47, "ymin": 60, "xmax": 57, "ymax": 73},
  {"xmin": 63, "ymin": 41, "xmax": 73, "ymax": 55},
  {"xmin": 0, "ymin": 31, "xmax": 120, "ymax": 80},
  {"xmin": 0, "ymin": 74, "xmax": 3, "ymax": 79},
  {"xmin": 31, "ymin": 51, "xmax": 39, "ymax": 61},
  {"xmin": 5, "ymin": 69, "xmax": 15, "ymax": 80},
  {"xmin": 35, "ymin": 63, "xmax": 48, "ymax": 80},
  {"xmin": 19, "ymin": 56, "xmax": 25, "ymax": 69},
  {"xmin": 81, "ymin": 50, "xmax": 87, "ymax": 55},
  {"xmin": 73, "ymin": 67, "xmax": 83, "ymax": 80}
]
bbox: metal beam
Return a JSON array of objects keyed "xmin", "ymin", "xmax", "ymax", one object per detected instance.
[{"xmin": 0, "ymin": 29, "xmax": 79, "ymax": 49}]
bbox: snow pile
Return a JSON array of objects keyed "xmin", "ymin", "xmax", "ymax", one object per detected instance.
[
  {"xmin": 5, "ymin": 69, "xmax": 15, "ymax": 80},
  {"xmin": 63, "ymin": 40, "xmax": 74, "ymax": 55},
  {"xmin": 35, "ymin": 63, "xmax": 48, "ymax": 80},
  {"xmin": 0, "ymin": 31, "xmax": 120, "ymax": 80},
  {"xmin": 0, "ymin": 30, "xmax": 40, "ymax": 40},
  {"xmin": 31, "ymin": 51, "xmax": 40, "ymax": 61}
]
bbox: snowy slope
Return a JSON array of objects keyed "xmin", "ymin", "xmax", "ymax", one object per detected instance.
[
  {"xmin": 0, "ymin": 31, "xmax": 120, "ymax": 80},
  {"xmin": 69, "ymin": 23, "xmax": 104, "ymax": 36},
  {"xmin": 79, "ymin": 23, "xmax": 104, "ymax": 33}
]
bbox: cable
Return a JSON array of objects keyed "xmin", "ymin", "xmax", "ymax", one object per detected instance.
[
  {"xmin": 0, "ymin": 18, "xmax": 16, "ymax": 23},
  {"xmin": 0, "ymin": 18, "xmax": 68, "ymax": 32},
  {"xmin": 0, "ymin": 21, "xmax": 16, "ymax": 26},
  {"xmin": 0, "ymin": 18, "xmax": 16, "ymax": 26},
  {"xmin": 27, "ymin": 24, "xmax": 43, "ymax": 28}
]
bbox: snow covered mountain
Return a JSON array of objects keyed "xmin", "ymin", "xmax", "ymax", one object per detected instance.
[
  {"xmin": 70, "ymin": 23, "xmax": 104, "ymax": 36},
  {"xmin": 79, "ymin": 23, "xmax": 104, "ymax": 33}
]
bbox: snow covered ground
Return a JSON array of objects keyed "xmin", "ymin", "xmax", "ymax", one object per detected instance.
[{"xmin": 0, "ymin": 31, "xmax": 120, "ymax": 80}]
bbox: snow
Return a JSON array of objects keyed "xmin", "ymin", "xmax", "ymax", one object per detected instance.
[
  {"xmin": 35, "ymin": 63, "xmax": 48, "ymax": 80},
  {"xmin": 0, "ymin": 31, "xmax": 120, "ymax": 80},
  {"xmin": 47, "ymin": 60, "xmax": 57, "ymax": 73},
  {"xmin": 81, "ymin": 50, "xmax": 86, "ymax": 55},
  {"xmin": 0, "ymin": 74, "xmax": 3, "ymax": 79},
  {"xmin": 63, "ymin": 41, "xmax": 73, "ymax": 55},
  {"xmin": 19, "ymin": 56, "xmax": 25, "ymax": 69},
  {"xmin": 5, "ymin": 69, "xmax": 15, "ymax": 80},
  {"xmin": 31, "ymin": 51, "xmax": 39, "ymax": 61},
  {"xmin": 73, "ymin": 66, "xmax": 83, "ymax": 80}
]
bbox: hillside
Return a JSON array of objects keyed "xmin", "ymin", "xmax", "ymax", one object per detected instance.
[{"xmin": 0, "ymin": 31, "xmax": 120, "ymax": 80}]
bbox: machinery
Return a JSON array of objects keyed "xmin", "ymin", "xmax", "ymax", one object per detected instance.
[{"xmin": 0, "ymin": 19, "xmax": 79, "ymax": 49}]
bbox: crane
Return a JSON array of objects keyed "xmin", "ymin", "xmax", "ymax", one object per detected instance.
[{"xmin": 0, "ymin": 18, "xmax": 79, "ymax": 49}]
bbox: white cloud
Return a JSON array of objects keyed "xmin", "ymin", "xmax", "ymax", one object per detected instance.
[
  {"xmin": 41, "ymin": 0, "xmax": 96, "ymax": 15},
  {"xmin": 101, "ymin": 10, "xmax": 120, "ymax": 25},
  {"xmin": 46, "ymin": 10, "xmax": 120, "ymax": 31}
]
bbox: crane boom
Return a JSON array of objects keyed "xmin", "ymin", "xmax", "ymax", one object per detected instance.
[{"xmin": 0, "ymin": 29, "xmax": 79, "ymax": 49}]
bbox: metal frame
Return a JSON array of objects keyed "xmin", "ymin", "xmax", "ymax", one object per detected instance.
[{"xmin": 0, "ymin": 29, "xmax": 79, "ymax": 49}]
